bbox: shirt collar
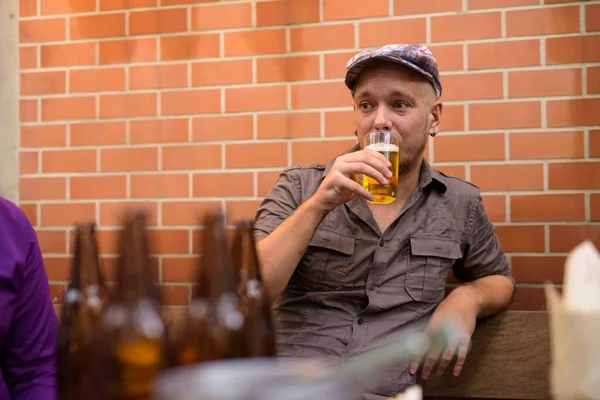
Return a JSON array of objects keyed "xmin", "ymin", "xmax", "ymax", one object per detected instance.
[{"xmin": 322, "ymin": 144, "xmax": 447, "ymax": 193}]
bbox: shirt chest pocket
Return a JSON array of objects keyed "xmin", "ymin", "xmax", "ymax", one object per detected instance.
[
  {"xmin": 405, "ymin": 236, "xmax": 462, "ymax": 303},
  {"xmin": 296, "ymin": 229, "xmax": 355, "ymax": 292}
]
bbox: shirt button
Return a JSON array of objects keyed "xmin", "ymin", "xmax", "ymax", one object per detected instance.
[
  {"xmin": 378, "ymin": 241, "xmax": 384, "ymax": 247},
  {"xmin": 369, "ymin": 283, "xmax": 375, "ymax": 291},
  {"xmin": 357, "ymin": 318, "xmax": 364, "ymax": 325}
]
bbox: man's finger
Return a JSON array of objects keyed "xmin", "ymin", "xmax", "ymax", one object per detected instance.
[
  {"xmin": 409, "ymin": 357, "xmax": 421, "ymax": 375},
  {"xmin": 433, "ymin": 346, "xmax": 455, "ymax": 377},
  {"xmin": 453, "ymin": 341, "xmax": 471, "ymax": 377},
  {"xmin": 420, "ymin": 347, "xmax": 442, "ymax": 380}
]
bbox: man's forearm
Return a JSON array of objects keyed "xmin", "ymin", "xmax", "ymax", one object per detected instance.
[
  {"xmin": 257, "ymin": 197, "xmax": 328, "ymax": 299},
  {"xmin": 450, "ymin": 275, "xmax": 515, "ymax": 318}
]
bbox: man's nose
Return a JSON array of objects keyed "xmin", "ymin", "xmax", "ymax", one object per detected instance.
[{"xmin": 373, "ymin": 106, "xmax": 392, "ymax": 131}]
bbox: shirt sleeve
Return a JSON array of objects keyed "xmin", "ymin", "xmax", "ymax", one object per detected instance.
[
  {"xmin": 2, "ymin": 219, "xmax": 59, "ymax": 400},
  {"xmin": 253, "ymin": 171, "xmax": 302, "ymax": 242},
  {"xmin": 452, "ymin": 193, "xmax": 516, "ymax": 292}
]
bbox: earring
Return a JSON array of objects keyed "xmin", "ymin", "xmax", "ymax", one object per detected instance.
[{"xmin": 430, "ymin": 132, "xmax": 437, "ymax": 137}]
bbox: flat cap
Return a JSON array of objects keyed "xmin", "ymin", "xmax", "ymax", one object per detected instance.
[{"xmin": 345, "ymin": 44, "xmax": 443, "ymax": 98}]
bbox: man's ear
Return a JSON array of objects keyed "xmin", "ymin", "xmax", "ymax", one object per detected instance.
[{"xmin": 429, "ymin": 101, "xmax": 443, "ymax": 137}]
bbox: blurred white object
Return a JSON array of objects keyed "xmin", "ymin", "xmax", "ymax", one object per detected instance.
[
  {"xmin": 562, "ymin": 240, "xmax": 600, "ymax": 312},
  {"xmin": 545, "ymin": 240, "xmax": 600, "ymax": 400},
  {"xmin": 395, "ymin": 385, "xmax": 422, "ymax": 400}
]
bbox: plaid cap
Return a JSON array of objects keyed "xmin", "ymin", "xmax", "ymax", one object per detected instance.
[{"xmin": 345, "ymin": 44, "xmax": 442, "ymax": 98}]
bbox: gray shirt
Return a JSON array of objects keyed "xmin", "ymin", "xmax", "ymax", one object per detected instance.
[{"xmin": 254, "ymin": 145, "xmax": 515, "ymax": 398}]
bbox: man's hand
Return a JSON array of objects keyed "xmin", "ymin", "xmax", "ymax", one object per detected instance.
[
  {"xmin": 312, "ymin": 149, "xmax": 392, "ymax": 211},
  {"xmin": 409, "ymin": 287, "xmax": 479, "ymax": 380}
]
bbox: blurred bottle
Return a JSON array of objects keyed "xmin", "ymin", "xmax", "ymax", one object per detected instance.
[
  {"xmin": 98, "ymin": 211, "xmax": 166, "ymax": 400},
  {"xmin": 57, "ymin": 222, "xmax": 110, "ymax": 400},
  {"xmin": 232, "ymin": 219, "xmax": 277, "ymax": 357}
]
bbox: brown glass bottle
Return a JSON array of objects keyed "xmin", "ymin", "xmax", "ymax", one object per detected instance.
[
  {"xmin": 98, "ymin": 211, "xmax": 166, "ymax": 400},
  {"xmin": 57, "ymin": 222, "xmax": 110, "ymax": 400},
  {"xmin": 232, "ymin": 219, "xmax": 277, "ymax": 357}
]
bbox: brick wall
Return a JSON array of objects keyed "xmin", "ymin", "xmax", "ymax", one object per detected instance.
[{"xmin": 18, "ymin": 0, "xmax": 600, "ymax": 312}]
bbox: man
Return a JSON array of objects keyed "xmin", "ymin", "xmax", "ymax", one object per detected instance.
[
  {"xmin": 0, "ymin": 196, "xmax": 59, "ymax": 399},
  {"xmin": 254, "ymin": 44, "xmax": 516, "ymax": 399}
]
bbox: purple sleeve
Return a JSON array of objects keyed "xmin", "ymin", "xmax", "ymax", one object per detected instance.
[{"xmin": 1, "ymin": 216, "xmax": 59, "ymax": 400}]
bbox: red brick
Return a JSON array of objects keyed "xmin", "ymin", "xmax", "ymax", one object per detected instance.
[
  {"xmin": 20, "ymin": 204, "xmax": 37, "ymax": 227},
  {"xmin": 226, "ymin": 86, "xmax": 287, "ymax": 112},
  {"xmin": 324, "ymin": 110, "xmax": 355, "ymax": 137},
  {"xmin": 290, "ymin": 24, "xmax": 354, "ymax": 52},
  {"xmin": 258, "ymin": 113, "xmax": 321, "ymax": 139},
  {"xmin": 256, "ymin": 0, "xmax": 319, "ymax": 26},
  {"xmin": 162, "ymin": 201, "xmax": 221, "ymax": 226},
  {"xmin": 130, "ymin": 64, "xmax": 188, "ymax": 89},
  {"xmin": 162, "ymin": 145, "xmax": 221, "ymax": 170},
  {"xmin": 434, "ymin": 133, "xmax": 505, "ymax": 162},
  {"xmin": 41, "ymin": 203, "xmax": 96, "ymax": 227},
  {"xmin": 21, "ymin": 124, "xmax": 66, "ymax": 148},
  {"xmin": 70, "ymin": 13, "xmax": 126, "ymax": 40},
  {"xmin": 470, "ymin": 102, "xmax": 541, "ymax": 130},
  {"xmin": 71, "ymin": 122, "xmax": 126, "ymax": 146},
  {"xmin": 495, "ymin": 225, "xmax": 545, "ymax": 252},
  {"xmin": 590, "ymin": 130, "xmax": 600, "ymax": 157},
  {"xmin": 434, "ymin": 164, "xmax": 466, "ymax": 180},
  {"xmin": 20, "ymin": 151, "xmax": 38, "ymax": 175},
  {"xmin": 42, "ymin": 96, "xmax": 96, "ymax": 121},
  {"xmin": 481, "ymin": 195, "xmax": 506, "ymax": 222},
  {"xmin": 37, "ymin": 230, "xmax": 67, "ymax": 254},
  {"xmin": 100, "ymin": 0, "xmax": 156, "ymax": 10},
  {"xmin": 359, "ymin": 18, "xmax": 427, "ymax": 48},
  {"xmin": 42, "ymin": 42, "xmax": 96, "ymax": 67},
  {"xmin": 470, "ymin": 164, "xmax": 544, "ymax": 191},
  {"xmin": 20, "ymin": 0, "xmax": 37, "ymax": 16},
  {"xmin": 257, "ymin": 171, "xmax": 283, "ymax": 197},
  {"xmin": 162, "ymin": 90, "xmax": 220, "ymax": 115},
  {"xmin": 70, "ymin": 67, "xmax": 125, "ymax": 93},
  {"xmin": 99, "ymin": 201, "xmax": 158, "ymax": 227},
  {"xmin": 42, "ymin": 149, "xmax": 96, "ymax": 173},
  {"xmin": 432, "ymin": 12, "xmax": 501, "ymax": 42},
  {"xmin": 130, "ymin": 119, "xmax": 189, "ymax": 144},
  {"xmin": 442, "ymin": 72, "xmax": 503, "ymax": 101},
  {"xmin": 324, "ymin": 51, "xmax": 362, "ymax": 79},
  {"xmin": 20, "ymin": 18, "xmax": 65, "ymax": 43},
  {"xmin": 508, "ymin": 68, "xmax": 582, "ymax": 97},
  {"xmin": 129, "ymin": 9, "xmax": 187, "ymax": 35},
  {"xmin": 162, "ymin": 257, "xmax": 197, "ymax": 282},
  {"xmin": 159, "ymin": 285, "xmax": 190, "ymax": 306},
  {"xmin": 469, "ymin": 40, "xmax": 540, "ymax": 70},
  {"xmin": 19, "ymin": 46, "xmax": 37, "ymax": 69},
  {"xmin": 149, "ymin": 230, "xmax": 190, "ymax": 254},
  {"xmin": 440, "ymin": 105, "xmax": 465, "ymax": 132},
  {"xmin": 589, "ymin": 66, "xmax": 600, "ymax": 94},
  {"xmin": 507, "ymin": 6, "xmax": 580, "ymax": 37},
  {"xmin": 161, "ymin": 0, "xmax": 218, "ymax": 5},
  {"xmin": 192, "ymin": 173, "xmax": 254, "ymax": 197},
  {"xmin": 587, "ymin": 3, "xmax": 600, "ymax": 32},
  {"xmin": 394, "ymin": 0, "xmax": 462, "ymax": 14},
  {"xmin": 591, "ymin": 194, "xmax": 600, "ymax": 221},
  {"xmin": 100, "ymin": 147, "xmax": 158, "ymax": 172},
  {"xmin": 547, "ymin": 99, "xmax": 600, "ymax": 127},
  {"xmin": 21, "ymin": 177, "xmax": 66, "ymax": 201},
  {"xmin": 225, "ymin": 29, "xmax": 286, "ymax": 56},
  {"xmin": 510, "ymin": 131, "xmax": 584, "ymax": 160},
  {"xmin": 549, "ymin": 225, "xmax": 600, "ymax": 253},
  {"xmin": 257, "ymin": 55, "xmax": 320, "ymax": 83},
  {"xmin": 193, "ymin": 115, "xmax": 253, "ymax": 142},
  {"xmin": 192, "ymin": 60, "xmax": 252, "ymax": 86},
  {"xmin": 430, "ymin": 44, "xmax": 464, "ymax": 72},
  {"xmin": 192, "ymin": 3, "xmax": 251, "ymax": 30},
  {"xmin": 226, "ymin": 200, "xmax": 262, "ymax": 225},
  {"xmin": 100, "ymin": 38, "xmax": 157, "ymax": 64},
  {"xmin": 100, "ymin": 93, "xmax": 157, "ymax": 118},
  {"xmin": 467, "ymin": 0, "xmax": 537, "ymax": 9},
  {"xmin": 44, "ymin": 257, "xmax": 71, "ymax": 281},
  {"xmin": 511, "ymin": 256, "xmax": 565, "ymax": 284},
  {"xmin": 130, "ymin": 174, "xmax": 189, "ymax": 199},
  {"xmin": 21, "ymin": 71, "xmax": 65, "ymax": 95},
  {"xmin": 323, "ymin": 0, "xmax": 388, "ymax": 21},
  {"xmin": 292, "ymin": 139, "xmax": 357, "ymax": 165},
  {"xmin": 41, "ymin": 0, "xmax": 95, "ymax": 14},
  {"xmin": 511, "ymin": 194, "xmax": 585, "ymax": 222},
  {"xmin": 292, "ymin": 82, "xmax": 350, "ymax": 109},
  {"xmin": 509, "ymin": 288, "xmax": 548, "ymax": 311},
  {"xmin": 226, "ymin": 143, "xmax": 287, "ymax": 168},
  {"xmin": 20, "ymin": 99, "xmax": 37, "ymax": 122},
  {"xmin": 548, "ymin": 162, "xmax": 600, "ymax": 190},
  {"xmin": 160, "ymin": 34, "xmax": 219, "ymax": 61},
  {"xmin": 546, "ymin": 35, "xmax": 600, "ymax": 64},
  {"xmin": 71, "ymin": 175, "xmax": 127, "ymax": 199}
]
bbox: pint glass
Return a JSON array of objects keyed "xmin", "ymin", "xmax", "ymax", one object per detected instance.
[{"xmin": 362, "ymin": 130, "xmax": 400, "ymax": 204}]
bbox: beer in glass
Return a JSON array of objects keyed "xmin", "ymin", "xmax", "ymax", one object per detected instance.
[{"xmin": 362, "ymin": 130, "xmax": 400, "ymax": 204}]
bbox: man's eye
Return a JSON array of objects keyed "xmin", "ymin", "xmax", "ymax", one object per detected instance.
[
  {"xmin": 393, "ymin": 102, "xmax": 408, "ymax": 109},
  {"xmin": 360, "ymin": 103, "xmax": 372, "ymax": 110}
]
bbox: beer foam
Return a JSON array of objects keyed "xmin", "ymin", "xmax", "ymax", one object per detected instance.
[{"xmin": 366, "ymin": 143, "xmax": 399, "ymax": 152}]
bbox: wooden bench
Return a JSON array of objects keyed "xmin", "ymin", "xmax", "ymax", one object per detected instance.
[{"xmin": 422, "ymin": 310, "xmax": 551, "ymax": 400}]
